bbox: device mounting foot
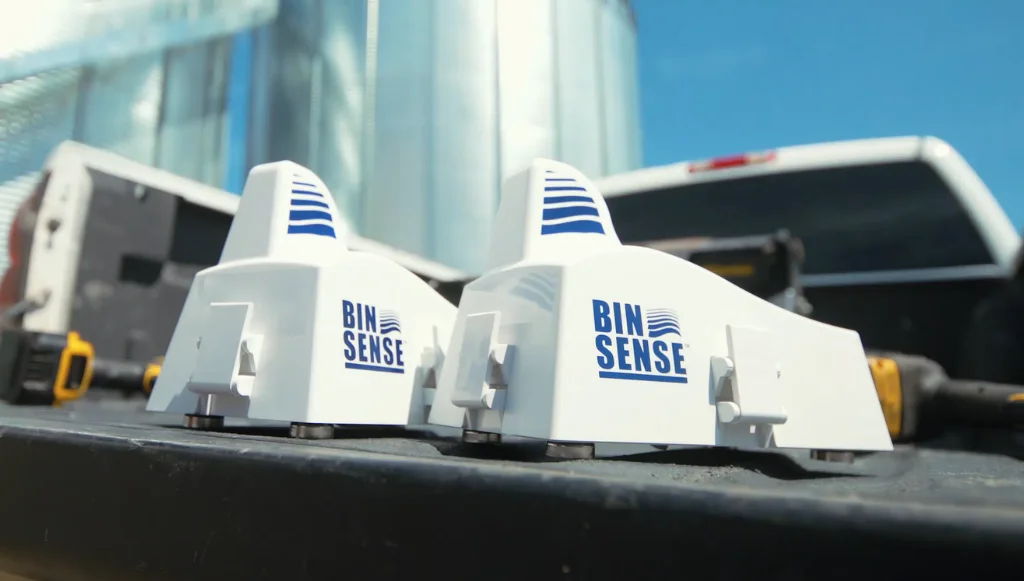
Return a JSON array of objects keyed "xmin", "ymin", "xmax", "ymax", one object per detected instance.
[
  {"xmin": 461, "ymin": 430, "xmax": 501, "ymax": 444},
  {"xmin": 290, "ymin": 422, "xmax": 335, "ymax": 440},
  {"xmin": 809, "ymin": 450, "xmax": 856, "ymax": 463},
  {"xmin": 545, "ymin": 441, "xmax": 595, "ymax": 460},
  {"xmin": 184, "ymin": 414, "xmax": 224, "ymax": 431}
]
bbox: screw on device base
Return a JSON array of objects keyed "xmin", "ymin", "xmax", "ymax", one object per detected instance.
[
  {"xmin": 545, "ymin": 442, "xmax": 595, "ymax": 460},
  {"xmin": 461, "ymin": 430, "xmax": 501, "ymax": 444},
  {"xmin": 809, "ymin": 450, "xmax": 856, "ymax": 463},
  {"xmin": 184, "ymin": 414, "xmax": 224, "ymax": 431},
  {"xmin": 289, "ymin": 423, "xmax": 335, "ymax": 440}
]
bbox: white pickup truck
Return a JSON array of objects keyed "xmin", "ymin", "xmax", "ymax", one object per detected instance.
[{"xmin": 594, "ymin": 136, "xmax": 1022, "ymax": 380}]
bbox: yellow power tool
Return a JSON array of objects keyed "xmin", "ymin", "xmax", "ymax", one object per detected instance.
[
  {"xmin": 867, "ymin": 352, "xmax": 1024, "ymax": 442},
  {"xmin": 0, "ymin": 328, "xmax": 160, "ymax": 406}
]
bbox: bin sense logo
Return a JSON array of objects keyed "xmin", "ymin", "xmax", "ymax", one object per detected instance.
[
  {"xmin": 592, "ymin": 299, "xmax": 687, "ymax": 384},
  {"xmin": 342, "ymin": 300, "xmax": 405, "ymax": 374}
]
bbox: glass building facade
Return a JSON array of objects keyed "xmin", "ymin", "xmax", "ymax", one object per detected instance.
[{"xmin": 0, "ymin": 0, "xmax": 641, "ymax": 274}]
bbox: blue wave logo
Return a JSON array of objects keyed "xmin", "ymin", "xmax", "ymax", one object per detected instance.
[
  {"xmin": 343, "ymin": 300, "xmax": 405, "ymax": 374},
  {"xmin": 287, "ymin": 174, "xmax": 336, "ymax": 238},
  {"xmin": 379, "ymin": 310, "xmax": 402, "ymax": 335},
  {"xmin": 539, "ymin": 170, "xmax": 605, "ymax": 236},
  {"xmin": 646, "ymin": 308, "xmax": 681, "ymax": 338},
  {"xmin": 592, "ymin": 300, "xmax": 687, "ymax": 384}
]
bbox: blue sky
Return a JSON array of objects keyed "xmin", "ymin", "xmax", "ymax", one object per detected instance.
[{"xmin": 633, "ymin": 0, "xmax": 1024, "ymax": 225}]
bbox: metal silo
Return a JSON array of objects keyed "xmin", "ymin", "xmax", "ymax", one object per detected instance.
[
  {"xmin": 0, "ymin": 0, "xmax": 278, "ymax": 276},
  {"xmin": 363, "ymin": 0, "xmax": 641, "ymax": 273},
  {"xmin": 0, "ymin": 0, "xmax": 641, "ymax": 276},
  {"xmin": 246, "ymin": 0, "xmax": 369, "ymax": 232}
]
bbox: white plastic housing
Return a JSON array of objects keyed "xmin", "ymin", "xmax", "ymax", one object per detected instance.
[
  {"xmin": 146, "ymin": 161, "xmax": 455, "ymax": 426},
  {"xmin": 427, "ymin": 159, "xmax": 894, "ymax": 452}
]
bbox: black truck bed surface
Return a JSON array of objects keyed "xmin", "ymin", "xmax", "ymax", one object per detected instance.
[{"xmin": 0, "ymin": 401, "xmax": 1023, "ymax": 581}]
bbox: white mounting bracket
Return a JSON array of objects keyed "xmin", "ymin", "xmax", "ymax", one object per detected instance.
[
  {"xmin": 450, "ymin": 312, "xmax": 515, "ymax": 412},
  {"xmin": 713, "ymin": 324, "xmax": 788, "ymax": 426},
  {"xmin": 187, "ymin": 302, "xmax": 262, "ymax": 398}
]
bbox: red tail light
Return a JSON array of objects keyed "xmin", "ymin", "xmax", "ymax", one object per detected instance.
[{"xmin": 689, "ymin": 150, "xmax": 777, "ymax": 173}]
